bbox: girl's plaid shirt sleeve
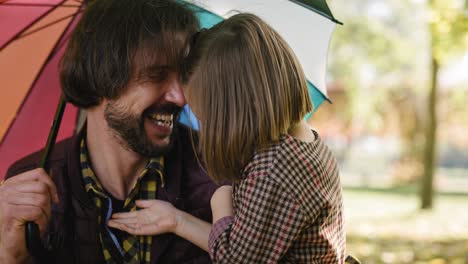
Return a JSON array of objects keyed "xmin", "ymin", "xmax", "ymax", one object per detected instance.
[
  {"xmin": 208, "ymin": 134, "xmax": 346, "ymax": 263},
  {"xmin": 208, "ymin": 175, "xmax": 311, "ymax": 263}
]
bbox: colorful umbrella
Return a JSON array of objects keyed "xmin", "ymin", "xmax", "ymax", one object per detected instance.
[
  {"xmin": 0, "ymin": 0, "xmax": 85, "ymax": 179},
  {"xmin": 0, "ymin": 0, "xmax": 341, "ymax": 178},
  {"xmin": 178, "ymin": 0, "xmax": 341, "ymax": 129},
  {"xmin": 0, "ymin": 0, "xmax": 88, "ymax": 259},
  {"xmin": 0, "ymin": 0, "xmax": 342, "ymax": 260}
]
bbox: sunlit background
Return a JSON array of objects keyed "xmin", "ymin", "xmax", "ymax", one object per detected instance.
[{"xmin": 308, "ymin": 0, "xmax": 468, "ymax": 262}]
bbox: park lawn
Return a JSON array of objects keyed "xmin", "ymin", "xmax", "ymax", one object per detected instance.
[{"xmin": 343, "ymin": 189, "xmax": 468, "ymax": 263}]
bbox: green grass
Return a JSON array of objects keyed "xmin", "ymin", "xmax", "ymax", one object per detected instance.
[{"xmin": 343, "ymin": 189, "xmax": 468, "ymax": 263}]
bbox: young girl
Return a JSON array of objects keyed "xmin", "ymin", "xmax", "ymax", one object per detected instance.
[{"xmin": 108, "ymin": 13, "xmax": 346, "ymax": 263}]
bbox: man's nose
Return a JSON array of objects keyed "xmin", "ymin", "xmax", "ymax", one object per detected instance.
[{"xmin": 164, "ymin": 76, "xmax": 186, "ymax": 107}]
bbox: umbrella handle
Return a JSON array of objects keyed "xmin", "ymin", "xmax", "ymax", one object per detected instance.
[
  {"xmin": 25, "ymin": 96, "xmax": 66, "ymax": 261},
  {"xmin": 25, "ymin": 223, "xmax": 48, "ymax": 259}
]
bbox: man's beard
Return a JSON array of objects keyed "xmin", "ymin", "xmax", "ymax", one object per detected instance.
[{"xmin": 104, "ymin": 102, "xmax": 180, "ymax": 157}]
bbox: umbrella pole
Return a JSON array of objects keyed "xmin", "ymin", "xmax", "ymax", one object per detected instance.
[
  {"xmin": 38, "ymin": 96, "xmax": 66, "ymax": 169},
  {"xmin": 26, "ymin": 95, "xmax": 66, "ymax": 261}
]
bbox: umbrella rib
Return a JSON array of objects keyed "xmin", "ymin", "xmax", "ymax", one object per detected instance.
[
  {"xmin": 50, "ymin": 30, "xmax": 73, "ymax": 57},
  {"xmin": 0, "ymin": 0, "xmax": 68, "ymax": 52},
  {"xmin": 0, "ymin": 3, "xmax": 80, "ymax": 7},
  {"xmin": 0, "ymin": 5, "xmax": 82, "ymax": 148},
  {"xmin": 288, "ymin": 0, "xmax": 343, "ymax": 25},
  {"xmin": 14, "ymin": 12, "xmax": 82, "ymax": 41},
  {"xmin": 48, "ymin": 11, "xmax": 83, "ymax": 58}
]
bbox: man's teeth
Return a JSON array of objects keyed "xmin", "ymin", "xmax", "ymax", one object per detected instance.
[
  {"xmin": 150, "ymin": 114, "xmax": 173, "ymax": 127},
  {"xmin": 151, "ymin": 113, "xmax": 173, "ymax": 121}
]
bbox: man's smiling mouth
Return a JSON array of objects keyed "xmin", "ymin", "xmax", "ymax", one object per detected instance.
[{"xmin": 148, "ymin": 113, "xmax": 173, "ymax": 128}]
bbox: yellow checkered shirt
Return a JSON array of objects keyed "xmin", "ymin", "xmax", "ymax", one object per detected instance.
[{"xmin": 80, "ymin": 138, "xmax": 164, "ymax": 264}]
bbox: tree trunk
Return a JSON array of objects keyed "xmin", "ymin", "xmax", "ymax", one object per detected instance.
[{"xmin": 420, "ymin": 55, "xmax": 438, "ymax": 209}]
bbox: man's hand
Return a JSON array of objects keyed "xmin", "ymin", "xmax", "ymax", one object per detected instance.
[{"xmin": 0, "ymin": 168, "xmax": 58, "ymax": 263}]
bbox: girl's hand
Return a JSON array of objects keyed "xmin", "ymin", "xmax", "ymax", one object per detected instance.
[
  {"xmin": 107, "ymin": 199, "xmax": 181, "ymax": 235},
  {"xmin": 210, "ymin": 185, "xmax": 234, "ymax": 222}
]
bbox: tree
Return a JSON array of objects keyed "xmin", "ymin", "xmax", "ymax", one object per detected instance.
[
  {"xmin": 327, "ymin": 0, "xmax": 430, "ymax": 184},
  {"xmin": 421, "ymin": 0, "xmax": 468, "ymax": 209},
  {"xmin": 327, "ymin": 0, "xmax": 467, "ymax": 205}
]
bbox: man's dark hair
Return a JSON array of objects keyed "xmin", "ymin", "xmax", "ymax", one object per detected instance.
[{"xmin": 60, "ymin": 0, "xmax": 199, "ymax": 108}]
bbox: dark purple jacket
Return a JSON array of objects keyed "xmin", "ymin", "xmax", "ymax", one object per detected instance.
[{"xmin": 6, "ymin": 124, "xmax": 218, "ymax": 264}]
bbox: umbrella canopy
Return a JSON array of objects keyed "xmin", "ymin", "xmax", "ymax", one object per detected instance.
[
  {"xmin": 0, "ymin": 0, "xmax": 84, "ymax": 178},
  {"xmin": 178, "ymin": 0, "xmax": 341, "ymax": 128},
  {"xmin": 0, "ymin": 0, "xmax": 340, "ymax": 178}
]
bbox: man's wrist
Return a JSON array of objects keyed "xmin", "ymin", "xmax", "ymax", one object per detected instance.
[{"xmin": 0, "ymin": 245, "xmax": 30, "ymax": 264}]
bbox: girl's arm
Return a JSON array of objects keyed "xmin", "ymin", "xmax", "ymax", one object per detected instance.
[
  {"xmin": 174, "ymin": 209, "xmax": 212, "ymax": 251},
  {"xmin": 210, "ymin": 185, "xmax": 234, "ymax": 222},
  {"xmin": 178, "ymin": 185, "xmax": 233, "ymax": 251},
  {"xmin": 208, "ymin": 177, "xmax": 310, "ymax": 263},
  {"xmin": 107, "ymin": 186, "xmax": 233, "ymax": 252}
]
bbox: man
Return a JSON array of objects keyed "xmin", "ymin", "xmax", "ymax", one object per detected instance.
[{"xmin": 0, "ymin": 0, "xmax": 218, "ymax": 263}]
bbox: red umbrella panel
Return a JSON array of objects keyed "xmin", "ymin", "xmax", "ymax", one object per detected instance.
[{"xmin": 0, "ymin": 0, "xmax": 85, "ymax": 178}]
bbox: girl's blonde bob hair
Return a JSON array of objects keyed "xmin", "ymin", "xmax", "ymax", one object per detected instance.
[{"xmin": 185, "ymin": 13, "xmax": 313, "ymax": 182}]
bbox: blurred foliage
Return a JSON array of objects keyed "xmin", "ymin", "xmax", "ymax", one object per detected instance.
[
  {"xmin": 430, "ymin": 0, "xmax": 468, "ymax": 64},
  {"xmin": 328, "ymin": 0, "xmax": 428, "ymax": 130},
  {"xmin": 325, "ymin": 0, "xmax": 468, "ymax": 186},
  {"xmin": 344, "ymin": 189, "xmax": 468, "ymax": 263},
  {"xmin": 347, "ymin": 237, "xmax": 468, "ymax": 263},
  {"xmin": 328, "ymin": 0, "xmax": 430, "ymax": 183}
]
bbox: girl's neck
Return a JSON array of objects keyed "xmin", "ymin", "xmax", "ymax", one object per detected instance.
[{"xmin": 288, "ymin": 120, "xmax": 316, "ymax": 143}]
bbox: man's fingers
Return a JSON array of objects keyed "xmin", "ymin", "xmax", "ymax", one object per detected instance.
[
  {"xmin": 8, "ymin": 201, "xmax": 50, "ymax": 226},
  {"xmin": 4, "ymin": 205, "xmax": 49, "ymax": 232},
  {"xmin": 3, "ymin": 168, "xmax": 59, "ymax": 203},
  {"xmin": 6, "ymin": 192, "xmax": 50, "ymax": 208},
  {"xmin": 2, "ymin": 185, "xmax": 52, "ymax": 220},
  {"xmin": 13, "ymin": 181, "xmax": 53, "ymax": 196},
  {"xmin": 4, "ymin": 168, "xmax": 50, "ymax": 185}
]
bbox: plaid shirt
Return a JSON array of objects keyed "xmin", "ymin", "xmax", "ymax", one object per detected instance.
[
  {"xmin": 208, "ymin": 131, "xmax": 346, "ymax": 263},
  {"xmin": 80, "ymin": 138, "xmax": 164, "ymax": 264}
]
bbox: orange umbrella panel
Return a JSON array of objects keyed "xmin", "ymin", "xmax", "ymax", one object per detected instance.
[{"xmin": 0, "ymin": 0, "xmax": 83, "ymax": 178}]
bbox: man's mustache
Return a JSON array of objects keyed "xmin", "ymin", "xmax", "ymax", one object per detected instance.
[{"xmin": 144, "ymin": 103, "xmax": 182, "ymax": 115}]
